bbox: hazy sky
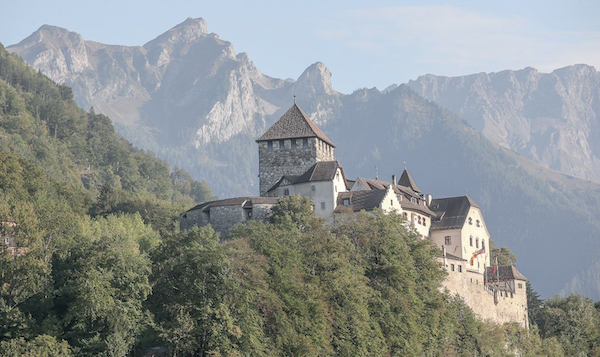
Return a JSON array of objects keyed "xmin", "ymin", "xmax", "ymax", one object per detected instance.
[{"xmin": 3, "ymin": 0, "xmax": 599, "ymax": 93}]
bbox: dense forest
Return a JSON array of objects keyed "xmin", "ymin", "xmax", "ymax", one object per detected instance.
[{"xmin": 1, "ymin": 44, "xmax": 600, "ymax": 356}]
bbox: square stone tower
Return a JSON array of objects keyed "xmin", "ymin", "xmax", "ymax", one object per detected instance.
[{"xmin": 256, "ymin": 103, "xmax": 335, "ymax": 196}]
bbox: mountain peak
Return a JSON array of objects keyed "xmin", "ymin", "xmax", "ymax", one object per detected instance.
[
  {"xmin": 144, "ymin": 17, "xmax": 208, "ymax": 49},
  {"xmin": 296, "ymin": 62, "xmax": 335, "ymax": 96},
  {"xmin": 10, "ymin": 24, "xmax": 84, "ymax": 49}
]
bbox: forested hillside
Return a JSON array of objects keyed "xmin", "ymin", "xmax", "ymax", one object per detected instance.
[{"xmin": 2, "ymin": 43, "xmax": 600, "ymax": 356}]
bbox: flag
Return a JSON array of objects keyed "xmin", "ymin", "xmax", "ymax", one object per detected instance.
[
  {"xmin": 470, "ymin": 250, "xmax": 477, "ymax": 265},
  {"xmin": 477, "ymin": 247, "xmax": 485, "ymax": 255}
]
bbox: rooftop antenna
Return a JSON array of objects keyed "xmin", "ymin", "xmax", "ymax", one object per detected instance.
[{"xmin": 375, "ymin": 166, "xmax": 379, "ymax": 180}]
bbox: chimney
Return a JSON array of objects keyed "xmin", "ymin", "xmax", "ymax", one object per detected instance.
[
  {"xmin": 392, "ymin": 174, "xmax": 397, "ymax": 186},
  {"xmin": 425, "ymin": 194, "xmax": 432, "ymax": 206}
]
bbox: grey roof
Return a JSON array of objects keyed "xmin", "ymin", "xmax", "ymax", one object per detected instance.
[
  {"xmin": 485, "ymin": 265, "xmax": 527, "ymax": 281},
  {"xmin": 445, "ymin": 253, "xmax": 467, "ymax": 262},
  {"xmin": 267, "ymin": 161, "xmax": 346, "ymax": 192},
  {"xmin": 398, "ymin": 199, "xmax": 435, "ymax": 216},
  {"xmin": 186, "ymin": 197, "xmax": 279, "ymax": 212},
  {"xmin": 351, "ymin": 177, "xmax": 433, "ymax": 216},
  {"xmin": 256, "ymin": 104, "xmax": 336, "ymax": 147},
  {"xmin": 430, "ymin": 196, "xmax": 480, "ymax": 231},
  {"xmin": 398, "ymin": 169, "xmax": 421, "ymax": 193},
  {"xmin": 334, "ymin": 190, "xmax": 389, "ymax": 213}
]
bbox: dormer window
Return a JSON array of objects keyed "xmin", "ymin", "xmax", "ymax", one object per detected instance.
[{"xmin": 343, "ymin": 198, "xmax": 350, "ymax": 206}]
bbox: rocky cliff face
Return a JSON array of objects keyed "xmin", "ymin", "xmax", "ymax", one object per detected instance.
[
  {"xmin": 9, "ymin": 19, "xmax": 600, "ymax": 299},
  {"xmin": 407, "ymin": 66, "xmax": 600, "ymax": 183},
  {"xmin": 9, "ymin": 18, "xmax": 343, "ymax": 197}
]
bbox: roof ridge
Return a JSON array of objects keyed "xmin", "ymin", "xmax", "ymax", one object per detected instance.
[{"xmin": 256, "ymin": 103, "xmax": 336, "ymax": 147}]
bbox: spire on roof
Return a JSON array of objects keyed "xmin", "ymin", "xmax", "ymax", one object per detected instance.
[
  {"xmin": 398, "ymin": 168, "xmax": 421, "ymax": 193},
  {"xmin": 256, "ymin": 103, "xmax": 335, "ymax": 147}
]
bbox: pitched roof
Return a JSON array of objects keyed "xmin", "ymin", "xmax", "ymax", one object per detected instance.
[
  {"xmin": 429, "ymin": 196, "xmax": 480, "ymax": 231},
  {"xmin": 485, "ymin": 265, "xmax": 527, "ymax": 281},
  {"xmin": 267, "ymin": 161, "xmax": 347, "ymax": 192},
  {"xmin": 256, "ymin": 103, "xmax": 336, "ymax": 147},
  {"xmin": 351, "ymin": 177, "xmax": 433, "ymax": 216},
  {"xmin": 334, "ymin": 190, "xmax": 388, "ymax": 213},
  {"xmin": 186, "ymin": 197, "xmax": 279, "ymax": 211},
  {"xmin": 398, "ymin": 169, "xmax": 420, "ymax": 193}
]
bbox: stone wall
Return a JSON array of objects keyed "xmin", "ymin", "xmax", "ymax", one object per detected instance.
[
  {"xmin": 180, "ymin": 208, "xmax": 210, "ymax": 231},
  {"xmin": 258, "ymin": 137, "xmax": 334, "ymax": 196},
  {"xmin": 180, "ymin": 201, "xmax": 277, "ymax": 237},
  {"xmin": 441, "ymin": 258, "xmax": 529, "ymax": 328}
]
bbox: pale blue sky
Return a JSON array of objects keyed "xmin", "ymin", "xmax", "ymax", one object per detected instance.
[{"xmin": 2, "ymin": 0, "xmax": 599, "ymax": 93}]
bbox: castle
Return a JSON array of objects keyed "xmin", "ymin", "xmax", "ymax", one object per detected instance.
[{"xmin": 180, "ymin": 103, "xmax": 528, "ymax": 328}]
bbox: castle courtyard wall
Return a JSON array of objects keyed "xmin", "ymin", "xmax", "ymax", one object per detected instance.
[{"xmin": 441, "ymin": 259, "xmax": 528, "ymax": 328}]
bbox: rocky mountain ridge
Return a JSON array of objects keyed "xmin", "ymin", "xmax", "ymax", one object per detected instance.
[
  {"xmin": 407, "ymin": 65, "xmax": 600, "ymax": 183},
  {"xmin": 7, "ymin": 18, "xmax": 600, "ymax": 299}
]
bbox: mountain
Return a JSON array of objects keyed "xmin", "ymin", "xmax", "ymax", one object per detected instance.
[
  {"xmin": 407, "ymin": 66, "xmax": 600, "ymax": 184},
  {"xmin": 8, "ymin": 19, "xmax": 600, "ymax": 299},
  {"xmin": 8, "ymin": 18, "xmax": 341, "ymax": 198}
]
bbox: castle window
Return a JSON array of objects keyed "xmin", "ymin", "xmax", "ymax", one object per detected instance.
[
  {"xmin": 343, "ymin": 198, "xmax": 350, "ymax": 206},
  {"xmin": 247, "ymin": 211, "xmax": 252, "ymax": 218},
  {"xmin": 470, "ymin": 236, "xmax": 473, "ymax": 246},
  {"xmin": 279, "ymin": 140, "xmax": 285, "ymax": 150},
  {"xmin": 445, "ymin": 236, "xmax": 451, "ymax": 245},
  {"xmin": 291, "ymin": 139, "xmax": 297, "ymax": 150},
  {"xmin": 311, "ymin": 185, "xmax": 315, "ymax": 191},
  {"xmin": 482, "ymin": 240, "xmax": 485, "ymax": 250},
  {"xmin": 422, "ymin": 218, "xmax": 426, "ymax": 227},
  {"xmin": 476, "ymin": 238, "xmax": 479, "ymax": 248},
  {"xmin": 283, "ymin": 188, "xmax": 289, "ymax": 196},
  {"xmin": 451, "ymin": 264, "xmax": 455, "ymax": 272},
  {"xmin": 321, "ymin": 202, "xmax": 326, "ymax": 210},
  {"xmin": 468, "ymin": 217, "xmax": 473, "ymax": 225},
  {"xmin": 476, "ymin": 219, "xmax": 480, "ymax": 227},
  {"xmin": 303, "ymin": 138, "xmax": 308, "ymax": 148},
  {"xmin": 518, "ymin": 283, "xmax": 523, "ymax": 289},
  {"xmin": 458, "ymin": 265, "xmax": 462, "ymax": 272},
  {"xmin": 267, "ymin": 140, "xmax": 273, "ymax": 152},
  {"xmin": 390, "ymin": 200, "xmax": 393, "ymax": 206}
]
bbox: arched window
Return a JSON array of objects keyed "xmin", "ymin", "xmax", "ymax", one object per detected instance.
[
  {"xmin": 476, "ymin": 219, "xmax": 480, "ymax": 227},
  {"xmin": 470, "ymin": 236, "xmax": 473, "ymax": 246},
  {"xmin": 476, "ymin": 238, "xmax": 479, "ymax": 248},
  {"xmin": 468, "ymin": 217, "xmax": 473, "ymax": 225}
]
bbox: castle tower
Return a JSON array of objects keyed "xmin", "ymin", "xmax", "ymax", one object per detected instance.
[{"xmin": 256, "ymin": 103, "xmax": 336, "ymax": 196}]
